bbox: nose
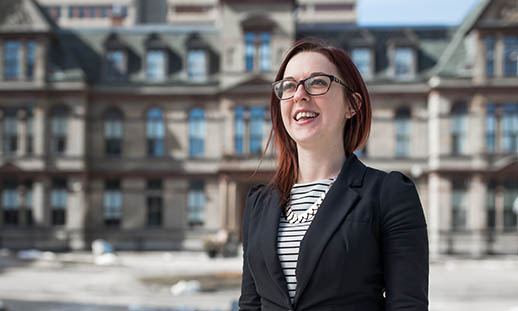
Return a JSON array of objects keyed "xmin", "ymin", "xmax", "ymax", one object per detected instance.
[{"xmin": 293, "ymin": 81, "xmax": 309, "ymax": 101}]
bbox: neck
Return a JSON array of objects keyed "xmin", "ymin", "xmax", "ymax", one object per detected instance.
[{"xmin": 296, "ymin": 141, "xmax": 346, "ymax": 184}]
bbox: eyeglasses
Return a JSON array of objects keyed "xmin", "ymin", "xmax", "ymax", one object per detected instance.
[{"xmin": 272, "ymin": 74, "xmax": 354, "ymax": 100}]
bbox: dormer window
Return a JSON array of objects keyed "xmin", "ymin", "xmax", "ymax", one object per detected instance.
[
  {"xmin": 104, "ymin": 33, "xmax": 128, "ymax": 82},
  {"xmin": 147, "ymin": 50, "xmax": 166, "ymax": 81},
  {"xmin": 186, "ymin": 33, "xmax": 211, "ymax": 82},
  {"xmin": 351, "ymin": 48, "xmax": 372, "ymax": 80},
  {"xmin": 394, "ymin": 47, "xmax": 415, "ymax": 79},
  {"xmin": 106, "ymin": 49, "xmax": 126, "ymax": 80},
  {"xmin": 145, "ymin": 33, "xmax": 169, "ymax": 82}
]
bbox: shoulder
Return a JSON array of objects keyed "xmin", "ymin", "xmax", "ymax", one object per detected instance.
[{"xmin": 245, "ymin": 183, "xmax": 267, "ymax": 210}]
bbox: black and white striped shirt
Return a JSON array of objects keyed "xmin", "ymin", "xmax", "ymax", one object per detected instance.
[{"xmin": 277, "ymin": 178, "xmax": 336, "ymax": 304}]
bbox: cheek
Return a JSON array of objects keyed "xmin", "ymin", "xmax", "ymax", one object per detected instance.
[{"xmin": 280, "ymin": 105, "xmax": 292, "ymax": 128}]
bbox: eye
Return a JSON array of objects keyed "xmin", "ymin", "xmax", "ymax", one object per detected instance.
[
  {"xmin": 282, "ymin": 81, "xmax": 297, "ymax": 91},
  {"xmin": 308, "ymin": 77, "xmax": 329, "ymax": 87}
]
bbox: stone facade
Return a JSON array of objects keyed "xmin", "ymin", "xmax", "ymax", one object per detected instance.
[{"xmin": 0, "ymin": 0, "xmax": 517, "ymax": 256}]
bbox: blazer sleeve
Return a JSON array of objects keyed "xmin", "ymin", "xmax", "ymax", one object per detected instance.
[
  {"xmin": 238, "ymin": 184, "xmax": 264, "ymax": 311},
  {"xmin": 380, "ymin": 171, "xmax": 429, "ymax": 311}
]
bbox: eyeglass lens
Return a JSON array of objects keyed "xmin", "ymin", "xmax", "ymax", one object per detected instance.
[{"xmin": 274, "ymin": 75, "xmax": 332, "ymax": 100}]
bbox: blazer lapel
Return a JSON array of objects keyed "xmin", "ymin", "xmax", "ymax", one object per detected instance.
[
  {"xmin": 259, "ymin": 188, "xmax": 292, "ymax": 305},
  {"xmin": 293, "ymin": 154, "xmax": 365, "ymax": 307}
]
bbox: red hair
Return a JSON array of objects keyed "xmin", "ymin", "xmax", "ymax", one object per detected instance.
[{"xmin": 261, "ymin": 38, "xmax": 372, "ymax": 203}]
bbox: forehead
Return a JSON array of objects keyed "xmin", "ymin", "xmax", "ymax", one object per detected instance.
[{"xmin": 283, "ymin": 51, "xmax": 339, "ymax": 79}]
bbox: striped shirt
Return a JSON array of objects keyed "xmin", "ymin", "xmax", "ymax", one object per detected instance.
[{"xmin": 277, "ymin": 178, "xmax": 336, "ymax": 304}]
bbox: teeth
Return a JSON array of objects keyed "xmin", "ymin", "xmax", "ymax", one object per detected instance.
[{"xmin": 295, "ymin": 111, "xmax": 317, "ymax": 121}]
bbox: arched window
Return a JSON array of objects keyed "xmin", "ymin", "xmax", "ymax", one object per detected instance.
[
  {"xmin": 395, "ymin": 107, "xmax": 411, "ymax": 157},
  {"xmin": 146, "ymin": 108, "xmax": 164, "ymax": 157},
  {"xmin": 451, "ymin": 102, "xmax": 467, "ymax": 155},
  {"xmin": 50, "ymin": 106, "xmax": 69, "ymax": 154},
  {"xmin": 189, "ymin": 108, "xmax": 205, "ymax": 157},
  {"xmin": 104, "ymin": 108, "xmax": 123, "ymax": 156}
]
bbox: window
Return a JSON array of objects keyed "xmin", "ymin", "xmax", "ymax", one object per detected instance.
[
  {"xmin": 2, "ymin": 109, "xmax": 18, "ymax": 154},
  {"xmin": 101, "ymin": 6, "xmax": 108, "ymax": 18},
  {"xmin": 25, "ymin": 41, "xmax": 37, "ymax": 80},
  {"xmin": 234, "ymin": 107, "xmax": 245, "ymax": 154},
  {"xmin": 26, "ymin": 184, "xmax": 33, "ymax": 226},
  {"xmin": 106, "ymin": 50, "xmax": 126, "ymax": 81},
  {"xmin": 51, "ymin": 179, "xmax": 67, "ymax": 226},
  {"xmin": 502, "ymin": 104, "xmax": 518, "ymax": 153},
  {"xmin": 451, "ymin": 181, "xmax": 468, "ymax": 231},
  {"xmin": 45, "ymin": 6, "xmax": 61, "ymax": 19},
  {"xmin": 259, "ymin": 33, "xmax": 271, "ymax": 71},
  {"xmin": 78, "ymin": 6, "xmax": 86, "ymax": 18},
  {"xmin": 146, "ymin": 50, "xmax": 166, "ymax": 81},
  {"xmin": 244, "ymin": 32, "xmax": 271, "ymax": 72},
  {"xmin": 2, "ymin": 183, "xmax": 19, "ymax": 226},
  {"xmin": 4, "ymin": 41, "xmax": 20, "ymax": 80},
  {"xmin": 351, "ymin": 48, "xmax": 371, "ymax": 79},
  {"xmin": 503, "ymin": 181, "xmax": 518, "ymax": 229},
  {"xmin": 503, "ymin": 36, "xmax": 518, "ymax": 77},
  {"xmin": 487, "ymin": 183, "xmax": 496, "ymax": 229},
  {"xmin": 486, "ymin": 104, "xmax": 496, "ymax": 153},
  {"xmin": 395, "ymin": 107, "xmax": 411, "ymax": 157},
  {"xmin": 104, "ymin": 180, "xmax": 122, "ymax": 227},
  {"xmin": 451, "ymin": 103, "xmax": 468, "ymax": 155},
  {"xmin": 486, "ymin": 36, "xmax": 495, "ymax": 77},
  {"xmin": 187, "ymin": 50, "xmax": 207, "ymax": 81},
  {"xmin": 394, "ymin": 47, "xmax": 414, "ymax": 78},
  {"xmin": 104, "ymin": 108, "xmax": 123, "ymax": 156},
  {"xmin": 147, "ymin": 180, "xmax": 162, "ymax": 227},
  {"xmin": 26, "ymin": 111, "xmax": 33, "ymax": 155},
  {"xmin": 146, "ymin": 108, "xmax": 165, "ymax": 157},
  {"xmin": 50, "ymin": 106, "xmax": 68, "ymax": 154},
  {"xmin": 189, "ymin": 108, "xmax": 205, "ymax": 157},
  {"xmin": 188, "ymin": 181, "xmax": 205, "ymax": 227},
  {"xmin": 250, "ymin": 107, "xmax": 265, "ymax": 154},
  {"xmin": 245, "ymin": 33, "xmax": 255, "ymax": 72}
]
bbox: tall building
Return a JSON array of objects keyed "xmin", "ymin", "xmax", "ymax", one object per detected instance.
[{"xmin": 0, "ymin": 0, "xmax": 517, "ymax": 256}]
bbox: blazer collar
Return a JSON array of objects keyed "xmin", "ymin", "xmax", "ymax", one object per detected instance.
[{"xmin": 259, "ymin": 154, "xmax": 367, "ymax": 308}]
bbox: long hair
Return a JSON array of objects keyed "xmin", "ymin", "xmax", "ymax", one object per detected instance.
[{"xmin": 261, "ymin": 38, "xmax": 372, "ymax": 203}]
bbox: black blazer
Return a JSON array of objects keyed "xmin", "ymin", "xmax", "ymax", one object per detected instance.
[{"xmin": 239, "ymin": 154, "xmax": 429, "ymax": 311}]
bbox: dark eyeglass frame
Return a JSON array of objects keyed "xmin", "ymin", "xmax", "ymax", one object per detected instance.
[{"xmin": 272, "ymin": 73, "xmax": 355, "ymax": 100}]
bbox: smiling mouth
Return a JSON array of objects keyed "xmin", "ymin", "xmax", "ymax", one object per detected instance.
[{"xmin": 294, "ymin": 111, "xmax": 320, "ymax": 121}]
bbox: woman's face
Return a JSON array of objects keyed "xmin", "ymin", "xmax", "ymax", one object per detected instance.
[{"xmin": 280, "ymin": 51, "xmax": 351, "ymax": 150}]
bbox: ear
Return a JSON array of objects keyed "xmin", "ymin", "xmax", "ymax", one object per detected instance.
[{"xmin": 345, "ymin": 92, "xmax": 363, "ymax": 119}]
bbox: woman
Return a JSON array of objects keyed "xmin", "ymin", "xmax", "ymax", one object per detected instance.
[{"xmin": 239, "ymin": 38, "xmax": 429, "ymax": 311}]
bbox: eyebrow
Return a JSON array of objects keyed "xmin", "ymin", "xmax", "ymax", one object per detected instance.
[{"xmin": 283, "ymin": 72, "xmax": 329, "ymax": 80}]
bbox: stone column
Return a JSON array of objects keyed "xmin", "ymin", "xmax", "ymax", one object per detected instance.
[
  {"xmin": 221, "ymin": 98, "xmax": 233, "ymax": 156},
  {"xmin": 17, "ymin": 110, "xmax": 27, "ymax": 157},
  {"xmin": 122, "ymin": 178, "xmax": 146, "ymax": 229},
  {"xmin": 19, "ymin": 39, "xmax": 26, "ymax": 81},
  {"xmin": 35, "ymin": 38, "xmax": 47, "ymax": 82},
  {"xmin": 33, "ymin": 104, "xmax": 46, "ymax": 156},
  {"xmin": 67, "ymin": 177, "xmax": 86, "ymax": 250},
  {"xmin": 494, "ymin": 34, "xmax": 504, "ymax": 78},
  {"xmin": 0, "ymin": 110, "xmax": 4, "ymax": 156},
  {"xmin": 469, "ymin": 174, "xmax": 487, "ymax": 257},
  {"xmin": 228, "ymin": 180, "xmax": 237, "ymax": 232},
  {"xmin": 473, "ymin": 30, "xmax": 486, "ymax": 84},
  {"xmin": 33, "ymin": 178, "xmax": 49, "ymax": 227},
  {"xmin": 495, "ymin": 185, "xmax": 505, "ymax": 231},
  {"xmin": 428, "ymin": 91, "xmax": 442, "ymax": 170},
  {"xmin": 470, "ymin": 95, "xmax": 487, "ymax": 169},
  {"xmin": 219, "ymin": 174, "xmax": 229, "ymax": 229}
]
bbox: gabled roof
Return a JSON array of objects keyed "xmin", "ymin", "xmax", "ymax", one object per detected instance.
[
  {"xmin": 431, "ymin": 0, "xmax": 491, "ymax": 78},
  {"xmin": 0, "ymin": 0, "xmax": 52, "ymax": 33}
]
